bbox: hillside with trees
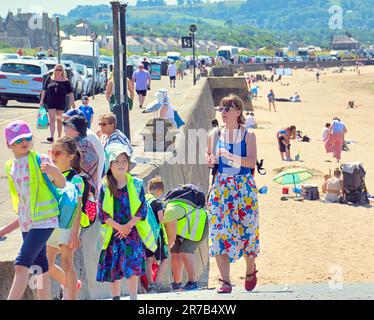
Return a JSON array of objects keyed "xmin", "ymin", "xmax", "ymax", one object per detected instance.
[{"xmin": 59, "ymin": 0, "xmax": 374, "ymax": 49}]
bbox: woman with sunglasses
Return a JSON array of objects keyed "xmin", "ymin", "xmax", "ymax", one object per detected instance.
[
  {"xmin": 40, "ymin": 64, "xmax": 75, "ymax": 143},
  {"xmin": 206, "ymin": 95, "xmax": 260, "ymax": 294},
  {"xmin": 1, "ymin": 120, "xmax": 65, "ymax": 299},
  {"xmin": 96, "ymin": 113, "xmax": 132, "ymax": 153}
]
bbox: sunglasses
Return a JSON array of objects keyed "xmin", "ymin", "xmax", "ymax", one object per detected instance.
[
  {"xmin": 55, "ymin": 69, "xmax": 63, "ymax": 72},
  {"xmin": 98, "ymin": 122, "xmax": 113, "ymax": 127},
  {"xmin": 217, "ymin": 106, "xmax": 234, "ymax": 113},
  {"xmin": 48, "ymin": 149, "xmax": 65, "ymax": 157},
  {"xmin": 14, "ymin": 136, "xmax": 32, "ymax": 145}
]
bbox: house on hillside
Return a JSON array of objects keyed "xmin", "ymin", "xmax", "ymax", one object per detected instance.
[
  {"xmin": 1, "ymin": 10, "xmax": 56, "ymax": 49},
  {"xmin": 331, "ymin": 34, "xmax": 360, "ymax": 51}
]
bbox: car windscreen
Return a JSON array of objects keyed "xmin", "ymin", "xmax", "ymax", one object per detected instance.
[
  {"xmin": 0, "ymin": 63, "xmax": 41, "ymax": 75},
  {"xmin": 46, "ymin": 63, "xmax": 56, "ymax": 70}
]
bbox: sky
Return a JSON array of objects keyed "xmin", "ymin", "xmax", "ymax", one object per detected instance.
[{"xmin": 0, "ymin": 0, "xmax": 224, "ymax": 17}]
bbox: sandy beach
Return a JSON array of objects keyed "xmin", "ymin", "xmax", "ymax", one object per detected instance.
[{"xmin": 209, "ymin": 65, "xmax": 374, "ymax": 288}]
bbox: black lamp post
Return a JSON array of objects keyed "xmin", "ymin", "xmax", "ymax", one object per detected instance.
[{"xmin": 189, "ymin": 24, "xmax": 197, "ymax": 85}]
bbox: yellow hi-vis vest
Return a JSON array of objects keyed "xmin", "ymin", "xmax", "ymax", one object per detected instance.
[
  {"xmin": 145, "ymin": 193, "xmax": 168, "ymax": 246},
  {"xmin": 169, "ymin": 200, "xmax": 207, "ymax": 242},
  {"xmin": 5, "ymin": 151, "xmax": 60, "ymax": 222},
  {"xmin": 100, "ymin": 173, "xmax": 157, "ymax": 252}
]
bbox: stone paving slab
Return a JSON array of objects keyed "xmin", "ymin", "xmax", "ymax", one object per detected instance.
[{"xmin": 113, "ymin": 283, "xmax": 374, "ymax": 300}]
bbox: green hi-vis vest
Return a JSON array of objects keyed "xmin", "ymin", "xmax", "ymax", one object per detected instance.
[
  {"xmin": 145, "ymin": 193, "xmax": 168, "ymax": 246},
  {"xmin": 5, "ymin": 151, "xmax": 60, "ymax": 222},
  {"xmin": 100, "ymin": 173, "xmax": 157, "ymax": 252},
  {"xmin": 169, "ymin": 200, "xmax": 207, "ymax": 242}
]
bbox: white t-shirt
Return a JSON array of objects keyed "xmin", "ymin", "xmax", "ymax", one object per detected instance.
[
  {"xmin": 322, "ymin": 127, "xmax": 330, "ymax": 141},
  {"xmin": 87, "ymin": 128, "xmax": 105, "ymax": 180},
  {"xmin": 10, "ymin": 154, "xmax": 59, "ymax": 232},
  {"xmin": 244, "ymin": 115, "xmax": 256, "ymax": 129},
  {"xmin": 168, "ymin": 64, "xmax": 177, "ymax": 77}
]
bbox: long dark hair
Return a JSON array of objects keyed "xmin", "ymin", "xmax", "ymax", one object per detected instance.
[
  {"xmin": 56, "ymin": 136, "xmax": 82, "ymax": 173},
  {"xmin": 106, "ymin": 169, "xmax": 119, "ymax": 198}
]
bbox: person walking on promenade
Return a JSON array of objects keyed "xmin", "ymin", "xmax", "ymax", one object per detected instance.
[
  {"xmin": 40, "ymin": 64, "xmax": 75, "ymax": 143},
  {"xmin": 0, "ymin": 120, "xmax": 65, "ymax": 300},
  {"xmin": 325, "ymin": 117, "xmax": 347, "ymax": 163},
  {"xmin": 105, "ymin": 74, "xmax": 134, "ymax": 112},
  {"xmin": 47, "ymin": 137, "xmax": 83, "ymax": 300},
  {"xmin": 96, "ymin": 143, "xmax": 146, "ymax": 300},
  {"xmin": 132, "ymin": 64, "xmax": 151, "ymax": 109},
  {"xmin": 167, "ymin": 61, "xmax": 177, "ymax": 88},
  {"xmin": 268, "ymin": 89, "xmax": 276, "ymax": 112},
  {"xmin": 63, "ymin": 115, "xmax": 99, "ymax": 198},
  {"xmin": 206, "ymin": 95, "xmax": 260, "ymax": 294}
]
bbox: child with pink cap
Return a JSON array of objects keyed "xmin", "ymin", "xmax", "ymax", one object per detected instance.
[{"xmin": 0, "ymin": 120, "xmax": 65, "ymax": 300}]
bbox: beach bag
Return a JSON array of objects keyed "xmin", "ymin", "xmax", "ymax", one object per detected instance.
[
  {"xmin": 174, "ymin": 110, "xmax": 185, "ymax": 129},
  {"xmin": 164, "ymin": 184, "xmax": 206, "ymax": 208},
  {"xmin": 36, "ymin": 105, "xmax": 49, "ymax": 129},
  {"xmin": 66, "ymin": 170, "xmax": 97, "ymax": 227},
  {"xmin": 36, "ymin": 155, "xmax": 79, "ymax": 229}
]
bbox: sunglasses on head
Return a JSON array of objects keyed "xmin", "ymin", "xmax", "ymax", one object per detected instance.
[{"xmin": 14, "ymin": 136, "xmax": 32, "ymax": 145}]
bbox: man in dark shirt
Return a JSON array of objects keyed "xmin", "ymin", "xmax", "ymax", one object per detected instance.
[{"xmin": 142, "ymin": 57, "xmax": 150, "ymax": 71}]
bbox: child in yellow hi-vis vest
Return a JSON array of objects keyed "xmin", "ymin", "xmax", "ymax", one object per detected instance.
[
  {"xmin": 97, "ymin": 143, "xmax": 146, "ymax": 301},
  {"xmin": 0, "ymin": 120, "xmax": 66, "ymax": 300}
]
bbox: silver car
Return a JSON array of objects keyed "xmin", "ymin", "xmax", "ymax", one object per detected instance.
[
  {"xmin": 0, "ymin": 59, "xmax": 49, "ymax": 106},
  {"xmin": 76, "ymin": 63, "xmax": 93, "ymax": 97}
]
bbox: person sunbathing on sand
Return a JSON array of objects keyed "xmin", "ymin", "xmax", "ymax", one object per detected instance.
[{"xmin": 322, "ymin": 168, "xmax": 343, "ymax": 203}]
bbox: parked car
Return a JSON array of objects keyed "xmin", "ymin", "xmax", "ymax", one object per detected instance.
[
  {"xmin": 0, "ymin": 53, "xmax": 20, "ymax": 62},
  {"xmin": 20, "ymin": 56, "xmax": 37, "ymax": 60},
  {"xmin": 0, "ymin": 59, "xmax": 49, "ymax": 106},
  {"xmin": 44, "ymin": 59, "xmax": 84, "ymax": 100},
  {"xmin": 76, "ymin": 63, "xmax": 93, "ymax": 97}
]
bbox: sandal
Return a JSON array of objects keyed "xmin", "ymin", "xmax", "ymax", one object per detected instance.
[
  {"xmin": 245, "ymin": 265, "xmax": 258, "ymax": 291},
  {"xmin": 217, "ymin": 279, "xmax": 232, "ymax": 294}
]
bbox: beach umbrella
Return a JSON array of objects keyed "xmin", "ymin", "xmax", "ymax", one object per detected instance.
[{"xmin": 273, "ymin": 168, "xmax": 313, "ymax": 192}]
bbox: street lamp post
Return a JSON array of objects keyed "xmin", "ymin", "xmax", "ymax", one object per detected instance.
[
  {"xmin": 119, "ymin": 3, "xmax": 130, "ymax": 141},
  {"xmin": 111, "ymin": 1, "xmax": 130, "ymax": 141},
  {"xmin": 56, "ymin": 16, "xmax": 61, "ymax": 63},
  {"xmin": 189, "ymin": 24, "xmax": 197, "ymax": 86},
  {"xmin": 90, "ymin": 32, "xmax": 98, "ymax": 100}
]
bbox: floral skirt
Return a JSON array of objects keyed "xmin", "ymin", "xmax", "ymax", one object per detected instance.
[{"xmin": 208, "ymin": 173, "xmax": 260, "ymax": 263}]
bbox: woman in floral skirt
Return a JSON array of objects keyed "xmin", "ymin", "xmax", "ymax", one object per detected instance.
[{"xmin": 206, "ymin": 94, "xmax": 260, "ymax": 294}]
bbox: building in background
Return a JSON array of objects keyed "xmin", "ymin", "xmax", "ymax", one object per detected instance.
[{"xmin": 0, "ymin": 10, "xmax": 57, "ymax": 49}]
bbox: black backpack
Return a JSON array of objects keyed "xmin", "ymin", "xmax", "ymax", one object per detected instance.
[{"xmin": 164, "ymin": 184, "xmax": 206, "ymax": 208}]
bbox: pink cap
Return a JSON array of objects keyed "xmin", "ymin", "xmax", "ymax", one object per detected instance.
[{"xmin": 4, "ymin": 120, "xmax": 32, "ymax": 145}]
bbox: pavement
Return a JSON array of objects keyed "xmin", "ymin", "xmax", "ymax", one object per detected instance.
[
  {"xmin": 0, "ymin": 71, "xmax": 196, "ymax": 261},
  {"xmin": 109, "ymin": 283, "xmax": 374, "ymax": 300}
]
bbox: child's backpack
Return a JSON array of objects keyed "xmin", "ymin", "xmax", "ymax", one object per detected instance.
[
  {"xmin": 145, "ymin": 195, "xmax": 162, "ymax": 242},
  {"xmin": 36, "ymin": 105, "xmax": 49, "ymax": 129},
  {"xmin": 36, "ymin": 155, "xmax": 79, "ymax": 229},
  {"xmin": 164, "ymin": 184, "xmax": 206, "ymax": 208},
  {"xmin": 65, "ymin": 170, "xmax": 97, "ymax": 228}
]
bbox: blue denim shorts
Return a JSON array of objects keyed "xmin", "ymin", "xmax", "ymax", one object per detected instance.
[{"xmin": 15, "ymin": 228, "xmax": 54, "ymax": 274}]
